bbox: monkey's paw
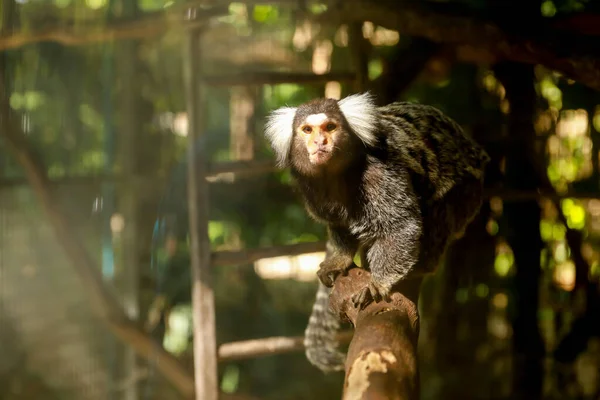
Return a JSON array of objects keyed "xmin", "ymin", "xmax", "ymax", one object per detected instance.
[
  {"xmin": 351, "ymin": 280, "xmax": 392, "ymax": 310},
  {"xmin": 317, "ymin": 255, "xmax": 354, "ymax": 287}
]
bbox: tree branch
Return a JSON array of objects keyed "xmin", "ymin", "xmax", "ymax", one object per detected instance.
[
  {"xmin": 329, "ymin": 268, "xmax": 421, "ymax": 400},
  {"xmin": 0, "ymin": 6, "xmax": 228, "ymax": 52},
  {"xmin": 325, "ymin": 0, "xmax": 600, "ymax": 90},
  {"xmin": 217, "ymin": 331, "xmax": 353, "ymax": 362}
]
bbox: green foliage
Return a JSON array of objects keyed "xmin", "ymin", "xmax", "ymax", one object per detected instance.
[
  {"xmin": 252, "ymin": 5, "xmax": 279, "ymax": 24},
  {"xmin": 539, "ymin": 75, "xmax": 563, "ymax": 110},
  {"xmin": 455, "ymin": 287, "xmax": 469, "ymax": 303},
  {"xmin": 53, "ymin": 0, "xmax": 73, "ymax": 8},
  {"xmin": 308, "ymin": 3, "xmax": 328, "ymax": 14},
  {"xmin": 221, "ymin": 365, "xmax": 241, "ymax": 394},
  {"xmin": 139, "ymin": 0, "xmax": 172, "ymax": 11},
  {"xmin": 561, "ymin": 198, "xmax": 586, "ymax": 230},
  {"xmin": 540, "ymin": 220, "xmax": 567, "ymax": 241},
  {"xmin": 368, "ymin": 59, "xmax": 383, "ymax": 80},
  {"xmin": 9, "ymin": 91, "xmax": 46, "ymax": 111},
  {"xmin": 494, "ymin": 252, "xmax": 514, "ymax": 277},
  {"xmin": 541, "ymin": 1, "xmax": 557, "ymax": 17},
  {"xmin": 162, "ymin": 304, "xmax": 193, "ymax": 354},
  {"xmin": 554, "ymin": 242, "xmax": 570, "ymax": 263},
  {"xmin": 551, "ymin": 0, "xmax": 590, "ymax": 13},
  {"xmin": 475, "ymin": 283, "xmax": 489, "ymax": 298},
  {"xmin": 86, "ymin": 0, "xmax": 107, "ymax": 10}
]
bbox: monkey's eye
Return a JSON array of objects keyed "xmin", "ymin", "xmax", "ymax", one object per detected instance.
[
  {"xmin": 325, "ymin": 123, "xmax": 337, "ymax": 131},
  {"xmin": 302, "ymin": 126, "xmax": 312, "ymax": 134}
]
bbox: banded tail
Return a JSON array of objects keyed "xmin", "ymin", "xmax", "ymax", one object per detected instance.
[{"xmin": 303, "ymin": 281, "xmax": 346, "ymax": 372}]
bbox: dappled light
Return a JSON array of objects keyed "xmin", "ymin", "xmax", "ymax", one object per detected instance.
[
  {"xmin": 1, "ymin": 0, "xmax": 600, "ymax": 399},
  {"xmin": 254, "ymin": 251, "xmax": 324, "ymax": 281}
]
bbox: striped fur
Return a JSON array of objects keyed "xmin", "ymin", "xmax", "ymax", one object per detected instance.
[{"xmin": 304, "ymin": 281, "xmax": 345, "ymax": 372}]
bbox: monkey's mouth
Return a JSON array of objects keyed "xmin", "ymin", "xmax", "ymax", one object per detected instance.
[{"xmin": 309, "ymin": 149, "xmax": 332, "ymax": 165}]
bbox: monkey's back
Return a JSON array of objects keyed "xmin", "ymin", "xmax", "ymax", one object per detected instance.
[
  {"xmin": 377, "ymin": 102, "xmax": 489, "ymax": 202},
  {"xmin": 374, "ymin": 102, "xmax": 490, "ymax": 272}
]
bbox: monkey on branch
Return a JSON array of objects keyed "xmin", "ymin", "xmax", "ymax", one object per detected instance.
[{"xmin": 264, "ymin": 92, "xmax": 490, "ymax": 372}]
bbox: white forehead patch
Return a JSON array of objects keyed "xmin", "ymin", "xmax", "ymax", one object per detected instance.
[{"xmin": 304, "ymin": 113, "xmax": 328, "ymax": 126}]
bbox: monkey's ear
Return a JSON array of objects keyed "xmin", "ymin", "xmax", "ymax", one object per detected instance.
[
  {"xmin": 338, "ymin": 92, "xmax": 378, "ymax": 147},
  {"xmin": 265, "ymin": 106, "xmax": 297, "ymax": 167}
]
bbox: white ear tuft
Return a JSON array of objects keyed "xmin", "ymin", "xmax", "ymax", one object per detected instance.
[
  {"xmin": 265, "ymin": 106, "xmax": 297, "ymax": 167},
  {"xmin": 338, "ymin": 92, "xmax": 378, "ymax": 147}
]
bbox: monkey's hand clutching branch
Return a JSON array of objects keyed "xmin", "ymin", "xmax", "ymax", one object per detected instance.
[
  {"xmin": 317, "ymin": 225, "xmax": 359, "ymax": 287},
  {"xmin": 353, "ymin": 231, "xmax": 420, "ymax": 308}
]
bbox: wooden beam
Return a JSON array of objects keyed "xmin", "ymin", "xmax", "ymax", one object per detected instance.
[
  {"xmin": 3, "ymin": 170, "xmax": 598, "ymax": 205},
  {"xmin": 324, "ymin": 0, "xmax": 600, "ymax": 90},
  {"xmin": 0, "ymin": 6, "xmax": 228, "ymax": 52},
  {"xmin": 217, "ymin": 331, "xmax": 353, "ymax": 362},
  {"xmin": 212, "ymin": 241, "xmax": 327, "ymax": 266},
  {"xmin": 184, "ymin": 28, "xmax": 218, "ymax": 400},
  {"xmin": 206, "ymin": 159, "xmax": 276, "ymax": 177},
  {"xmin": 0, "ymin": 160, "xmax": 277, "ymax": 188},
  {"xmin": 202, "ymin": 71, "xmax": 356, "ymax": 87}
]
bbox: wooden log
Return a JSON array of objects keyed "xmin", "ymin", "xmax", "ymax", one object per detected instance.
[{"xmin": 329, "ymin": 268, "xmax": 422, "ymax": 400}]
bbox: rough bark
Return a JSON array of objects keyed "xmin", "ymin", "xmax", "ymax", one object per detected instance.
[{"xmin": 329, "ymin": 268, "xmax": 421, "ymax": 400}]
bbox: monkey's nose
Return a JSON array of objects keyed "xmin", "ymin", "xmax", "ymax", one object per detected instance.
[{"xmin": 314, "ymin": 136, "xmax": 328, "ymax": 145}]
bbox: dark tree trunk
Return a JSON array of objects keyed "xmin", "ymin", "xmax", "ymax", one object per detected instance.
[{"xmin": 495, "ymin": 62, "xmax": 545, "ymax": 400}]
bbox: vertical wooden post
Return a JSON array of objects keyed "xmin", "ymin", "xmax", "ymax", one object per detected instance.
[
  {"xmin": 183, "ymin": 27, "xmax": 218, "ymax": 400},
  {"xmin": 117, "ymin": 37, "xmax": 142, "ymax": 400},
  {"xmin": 349, "ymin": 22, "xmax": 369, "ymax": 93}
]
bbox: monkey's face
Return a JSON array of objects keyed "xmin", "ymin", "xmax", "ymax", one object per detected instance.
[
  {"xmin": 265, "ymin": 93, "xmax": 378, "ymax": 172},
  {"xmin": 296, "ymin": 113, "xmax": 343, "ymax": 166}
]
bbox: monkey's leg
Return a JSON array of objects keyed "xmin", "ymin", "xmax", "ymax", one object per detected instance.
[
  {"xmin": 317, "ymin": 225, "xmax": 359, "ymax": 287},
  {"xmin": 352, "ymin": 233, "xmax": 420, "ymax": 309}
]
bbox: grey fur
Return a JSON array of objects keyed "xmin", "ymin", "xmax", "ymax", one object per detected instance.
[
  {"xmin": 265, "ymin": 93, "xmax": 490, "ymax": 372},
  {"xmin": 304, "ymin": 282, "xmax": 344, "ymax": 371}
]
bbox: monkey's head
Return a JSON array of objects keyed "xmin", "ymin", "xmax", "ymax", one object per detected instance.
[{"xmin": 265, "ymin": 92, "xmax": 378, "ymax": 174}]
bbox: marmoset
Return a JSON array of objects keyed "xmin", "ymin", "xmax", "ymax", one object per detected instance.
[{"xmin": 264, "ymin": 92, "xmax": 489, "ymax": 372}]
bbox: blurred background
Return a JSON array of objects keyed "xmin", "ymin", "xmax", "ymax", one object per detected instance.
[{"xmin": 1, "ymin": 0, "xmax": 600, "ymax": 399}]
